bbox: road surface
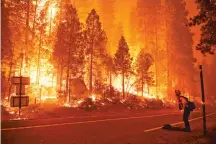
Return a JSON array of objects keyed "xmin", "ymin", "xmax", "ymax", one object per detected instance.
[{"xmin": 2, "ymin": 109, "xmax": 216, "ymax": 144}]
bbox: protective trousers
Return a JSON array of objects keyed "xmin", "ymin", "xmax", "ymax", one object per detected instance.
[{"xmin": 183, "ymin": 108, "xmax": 191, "ymax": 130}]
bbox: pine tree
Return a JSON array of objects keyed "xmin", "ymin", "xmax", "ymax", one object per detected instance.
[
  {"xmin": 136, "ymin": 50, "xmax": 154, "ymax": 97},
  {"xmin": 135, "ymin": 0, "xmax": 165, "ymax": 97},
  {"xmin": 53, "ymin": 3, "xmax": 84, "ymax": 101},
  {"xmin": 2, "ymin": 0, "xmax": 36, "ymax": 100},
  {"xmin": 34, "ymin": 3, "xmax": 49, "ymax": 86},
  {"xmin": 114, "ymin": 36, "xmax": 132, "ymax": 98},
  {"xmin": 189, "ymin": 0, "xmax": 216, "ymax": 54},
  {"xmin": 1, "ymin": 0, "xmax": 12, "ymax": 61},
  {"xmin": 85, "ymin": 9, "xmax": 107, "ymax": 94},
  {"xmin": 104, "ymin": 54, "xmax": 116, "ymax": 96},
  {"xmin": 1, "ymin": 0, "xmax": 13, "ymax": 98}
]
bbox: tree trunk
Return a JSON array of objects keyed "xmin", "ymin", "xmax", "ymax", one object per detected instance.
[
  {"xmin": 66, "ymin": 45, "xmax": 71, "ymax": 102},
  {"xmin": 32, "ymin": 0, "xmax": 37, "ymax": 39},
  {"xmin": 7, "ymin": 53, "xmax": 14, "ymax": 102},
  {"xmin": 60, "ymin": 61, "xmax": 63, "ymax": 91},
  {"xmin": 109, "ymin": 70, "xmax": 112, "ymax": 96},
  {"xmin": 52, "ymin": 72, "xmax": 54, "ymax": 87},
  {"xmin": 166, "ymin": 15, "xmax": 172, "ymax": 101},
  {"xmin": 25, "ymin": 0, "xmax": 30, "ymax": 75},
  {"xmin": 122, "ymin": 70, "xmax": 125, "ymax": 99},
  {"xmin": 141, "ymin": 73, "xmax": 144, "ymax": 97},
  {"xmin": 155, "ymin": 13, "xmax": 158, "ymax": 97},
  {"xmin": 89, "ymin": 42, "xmax": 93, "ymax": 94},
  {"xmin": 36, "ymin": 32, "xmax": 42, "ymax": 86}
]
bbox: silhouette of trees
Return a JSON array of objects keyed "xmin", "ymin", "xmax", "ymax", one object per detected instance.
[
  {"xmin": 104, "ymin": 54, "xmax": 116, "ymax": 95},
  {"xmin": 136, "ymin": 50, "xmax": 154, "ymax": 96},
  {"xmin": 1, "ymin": 0, "xmax": 201, "ymax": 102},
  {"xmin": 85, "ymin": 9, "xmax": 107, "ymax": 94},
  {"xmin": 114, "ymin": 36, "xmax": 132, "ymax": 98},
  {"xmin": 53, "ymin": 3, "xmax": 84, "ymax": 100},
  {"xmin": 1, "ymin": 0, "xmax": 13, "ymax": 98},
  {"xmin": 189, "ymin": 0, "xmax": 216, "ymax": 54}
]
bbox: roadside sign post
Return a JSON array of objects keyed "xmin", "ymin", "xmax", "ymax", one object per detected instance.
[
  {"xmin": 11, "ymin": 76, "xmax": 30, "ymax": 116},
  {"xmin": 199, "ymin": 65, "xmax": 207, "ymax": 136},
  {"xmin": 10, "ymin": 96, "xmax": 29, "ymax": 107}
]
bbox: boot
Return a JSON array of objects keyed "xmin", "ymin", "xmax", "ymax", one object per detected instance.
[{"xmin": 183, "ymin": 127, "xmax": 191, "ymax": 132}]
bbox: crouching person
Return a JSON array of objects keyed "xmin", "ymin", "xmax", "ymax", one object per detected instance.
[{"xmin": 175, "ymin": 90, "xmax": 195, "ymax": 132}]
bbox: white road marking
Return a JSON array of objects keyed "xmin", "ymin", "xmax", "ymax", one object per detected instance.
[{"xmin": 144, "ymin": 112, "xmax": 216, "ymax": 132}]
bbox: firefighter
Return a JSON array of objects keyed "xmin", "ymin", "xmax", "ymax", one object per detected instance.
[{"xmin": 175, "ymin": 90, "xmax": 191, "ymax": 132}]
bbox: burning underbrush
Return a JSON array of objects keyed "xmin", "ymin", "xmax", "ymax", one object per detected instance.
[
  {"xmin": 75, "ymin": 95, "xmax": 176, "ymax": 110},
  {"xmin": 60, "ymin": 87, "xmax": 177, "ymax": 110},
  {"xmin": 1, "ymin": 86, "xmax": 183, "ymax": 121}
]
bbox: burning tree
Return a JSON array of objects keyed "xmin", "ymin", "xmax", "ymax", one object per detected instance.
[
  {"xmin": 104, "ymin": 55, "xmax": 116, "ymax": 96},
  {"xmin": 114, "ymin": 36, "xmax": 133, "ymax": 98},
  {"xmin": 53, "ymin": 3, "xmax": 84, "ymax": 101},
  {"xmin": 1, "ymin": 0, "xmax": 199, "ymax": 106},
  {"xmin": 1, "ymin": 0, "xmax": 13, "ymax": 99},
  {"xmin": 85, "ymin": 9, "xmax": 107, "ymax": 94},
  {"xmin": 136, "ymin": 50, "xmax": 154, "ymax": 97}
]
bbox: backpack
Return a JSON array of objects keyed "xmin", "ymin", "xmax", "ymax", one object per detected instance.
[{"xmin": 188, "ymin": 101, "xmax": 196, "ymax": 111}]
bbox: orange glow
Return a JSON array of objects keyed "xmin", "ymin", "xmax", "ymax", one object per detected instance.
[
  {"xmin": 48, "ymin": 3, "xmax": 57, "ymax": 20},
  {"xmin": 7, "ymin": 0, "xmax": 199, "ymax": 106},
  {"xmin": 13, "ymin": 0, "xmax": 59, "ymax": 101},
  {"xmin": 112, "ymin": 75, "xmax": 158, "ymax": 99},
  {"xmin": 41, "ymin": 95, "xmax": 57, "ymax": 101},
  {"xmin": 91, "ymin": 94, "xmax": 96, "ymax": 102}
]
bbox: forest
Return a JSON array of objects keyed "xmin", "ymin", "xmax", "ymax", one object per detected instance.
[{"xmin": 1, "ymin": 0, "xmax": 215, "ymax": 107}]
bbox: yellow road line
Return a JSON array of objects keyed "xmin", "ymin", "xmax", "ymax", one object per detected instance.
[
  {"xmin": 1, "ymin": 113, "xmax": 181, "ymax": 131},
  {"xmin": 144, "ymin": 112, "xmax": 216, "ymax": 132}
]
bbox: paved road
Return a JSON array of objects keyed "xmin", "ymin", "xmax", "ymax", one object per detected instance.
[{"xmin": 2, "ymin": 109, "xmax": 216, "ymax": 144}]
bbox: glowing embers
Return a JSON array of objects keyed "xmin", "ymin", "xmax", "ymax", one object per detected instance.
[
  {"xmin": 63, "ymin": 99, "xmax": 84, "ymax": 108},
  {"xmin": 91, "ymin": 94, "xmax": 96, "ymax": 102}
]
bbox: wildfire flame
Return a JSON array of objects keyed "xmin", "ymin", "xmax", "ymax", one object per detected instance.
[
  {"xmin": 11, "ymin": 0, "xmax": 169, "ymax": 106},
  {"xmin": 13, "ymin": 0, "xmax": 59, "ymax": 102},
  {"xmin": 112, "ymin": 74, "xmax": 158, "ymax": 99},
  {"xmin": 91, "ymin": 94, "xmax": 96, "ymax": 102}
]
